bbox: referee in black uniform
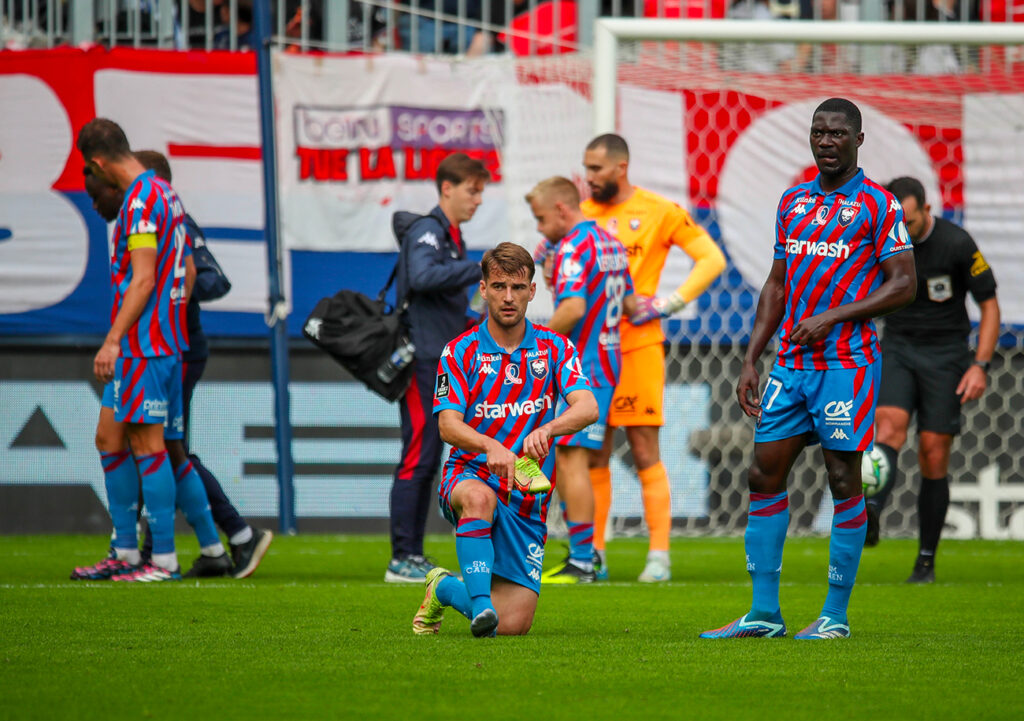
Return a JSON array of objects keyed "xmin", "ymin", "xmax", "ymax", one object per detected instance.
[{"xmin": 865, "ymin": 176, "xmax": 1000, "ymax": 583}]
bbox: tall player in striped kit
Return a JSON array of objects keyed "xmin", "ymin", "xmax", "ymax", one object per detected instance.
[
  {"xmin": 412, "ymin": 243, "xmax": 597, "ymax": 637},
  {"xmin": 701, "ymin": 99, "xmax": 916, "ymax": 639},
  {"xmin": 524, "ymin": 177, "xmax": 636, "ymax": 583}
]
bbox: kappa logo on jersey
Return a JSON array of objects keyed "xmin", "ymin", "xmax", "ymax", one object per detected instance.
[
  {"xmin": 442, "ymin": 346, "xmax": 452, "ymax": 358},
  {"xmin": 480, "ymin": 362, "xmax": 497, "ymax": 375},
  {"xmin": 813, "ymin": 205, "xmax": 830, "ymax": 225},
  {"xmin": 529, "ymin": 357, "xmax": 547, "ymax": 380},
  {"xmin": 129, "ymin": 198, "xmax": 146, "ymax": 211},
  {"xmin": 792, "ymin": 203, "xmax": 808, "ymax": 216},
  {"xmin": 889, "ymin": 198, "xmax": 901, "ymax": 212},
  {"xmin": 824, "ymin": 400, "xmax": 853, "ymax": 424},
  {"xmin": 830, "ymin": 428, "xmax": 849, "ymax": 440},
  {"xmin": 416, "ymin": 231, "xmax": 440, "ymax": 249},
  {"xmin": 435, "ymin": 372, "xmax": 450, "ymax": 399},
  {"xmin": 504, "ymin": 363, "xmax": 522, "ymax": 385},
  {"xmin": 838, "ymin": 206, "xmax": 857, "ymax": 226}
]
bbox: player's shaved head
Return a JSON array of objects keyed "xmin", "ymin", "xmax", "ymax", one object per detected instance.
[
  {"xmin": 525, "ymin": 176, "xmax": 580, "ymax": 208},
  {"xmin": 586, "ymin": 133, "xmax": 630, "ymax": 161},
  {"xmin": 76, "ymin": 118, "xmax": 132, "ymax": 162},
  {"xmin": 482, "ymin": 242, "xmax": 535, "ymax": 281},
  {"xmin": 135, "ymin": 150, "xmax": 173, "ymax": 183},
  {"xmin": 813, "ymin": 97, "xmax": 862, "ymax": 134}
]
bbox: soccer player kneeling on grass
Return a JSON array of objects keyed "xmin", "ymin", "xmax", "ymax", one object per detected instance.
[{"xmin": 412, "ymin": 242, "xmax": 598, "ymax": 637}]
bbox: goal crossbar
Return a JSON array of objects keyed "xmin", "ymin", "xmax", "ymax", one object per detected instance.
[{"xmin": 593, "ymin": 19, "xmax": 1024, "ymax": 132}]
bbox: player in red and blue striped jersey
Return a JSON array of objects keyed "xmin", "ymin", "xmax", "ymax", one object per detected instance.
[
  {"xmin": 73, "ymin": 118, "xmax": 206, "ymax": 582},
  {"xmin": 525, "ymin": 177, "xmax": 636, "ymax": 584},
  {"xmin": 701, "ymin": 98, "xmax": 917, "ymax": 640},
  {"xmin": 411, "ymin": 243, "xmax": 598, "ymax": 637}
]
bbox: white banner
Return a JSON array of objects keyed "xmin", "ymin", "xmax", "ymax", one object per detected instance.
[{"xmin": 274, "ymin": 53, "xmax": 514, "ymax": 252}]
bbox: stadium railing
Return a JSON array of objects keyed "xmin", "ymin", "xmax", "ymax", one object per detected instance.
[{"xmin": 3, "ymin": 0, "xmax": 1019, "ymax": 53}]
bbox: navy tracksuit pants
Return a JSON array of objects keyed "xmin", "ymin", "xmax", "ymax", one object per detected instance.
[{"xmin": 390, "ymin": 358, "xmax": 444, "ymax": 560}]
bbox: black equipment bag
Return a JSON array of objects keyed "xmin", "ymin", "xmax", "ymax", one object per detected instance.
[{"xmin": 302, "ymin": 263, "xmax": 412, "ymax": 402}]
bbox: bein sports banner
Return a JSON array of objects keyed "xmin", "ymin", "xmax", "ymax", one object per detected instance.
[{"xmin": 2, "ymin": 47, "xmax": 1024, "ymax": 340}]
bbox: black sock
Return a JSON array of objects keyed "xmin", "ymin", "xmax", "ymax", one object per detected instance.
[
  {"xmin": 867, "ymin": 443, "xmax": 900, "ymax": 512},
  {"xmin": 917, "ymin": 476, "xmax": 950, "ymax": 562}
]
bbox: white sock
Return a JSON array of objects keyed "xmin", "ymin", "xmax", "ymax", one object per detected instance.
[
  {"xmin": 229, "ymin": 527, "xmax": 253, "ymax": 546},
  {"xmin": 152, "ymin": 552, "xmax": 178, "ymax": 571},
  {"xmin": 114, "ymin": 547, "xmax": 141, "ymax": 565},
  {"xmin": 201, "ymin": 542, "xmax": 226, "ymax": 557}
]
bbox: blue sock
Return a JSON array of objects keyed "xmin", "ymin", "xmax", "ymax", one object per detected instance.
[
  {"xmin": 436, "ymin": 576, "xmax": 473, "ymax": 619},
  {"xmin": 135, "ymin": 451, "xmax": 177, "ymax": 555},
  {"xmin": 823, "ymin": 494, "xmax": 867, "ymax": 623},
  {"xmin": 745, "ymin": 491, "xmax": 789, "ymax": 619},
  {"xmin": 567, "ymin": 521, "xmax": 594, "ymax": 562},
  {"xmin": 456, "ymin": 517, "xmax": 494, "ymax": 619},
  {"xmin": 175, "ymin": 460, "xmax": 220, "ymax": 550},
  {"xmin": 101, "ymin": 450, "xmax": 139, "ymax": 551}
]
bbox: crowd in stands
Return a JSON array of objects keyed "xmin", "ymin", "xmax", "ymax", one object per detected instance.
[{"xmin": 1, "ymin": 0, "xmax": 1016, "ymax": 62}]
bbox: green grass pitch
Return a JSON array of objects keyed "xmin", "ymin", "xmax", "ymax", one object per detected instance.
[{"xmin": 2, "ymin": 534, "xmax": 1021, "ymax": 721}]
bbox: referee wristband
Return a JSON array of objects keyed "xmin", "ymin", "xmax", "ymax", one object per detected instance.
[{"xmin": 973, "ymin": 360, "xmax": 991, "ymax": 373}]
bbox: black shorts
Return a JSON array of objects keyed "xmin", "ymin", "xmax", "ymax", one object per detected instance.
[{"xmin": 877, "ymin": 333, "xmax": 971, "ymax": 436}]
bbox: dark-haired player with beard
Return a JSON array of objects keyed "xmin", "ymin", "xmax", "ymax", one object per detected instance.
[
  {"xmin": 701, "ymin": 98, "xmax": 916, "ymax": 640},
  {"xmin": 578, "ymin": 133, "xmax": 726, "ymax": 583}
]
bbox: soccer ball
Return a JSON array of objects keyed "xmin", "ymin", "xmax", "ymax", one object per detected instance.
[{"xmin": 861, "ymin": 447, "xmax": 891, "ymax": 498}]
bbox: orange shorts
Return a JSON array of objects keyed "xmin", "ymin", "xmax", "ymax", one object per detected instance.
[{"xmin": 608, "ymin": 343, "xmax": 665, "ymax": 427}]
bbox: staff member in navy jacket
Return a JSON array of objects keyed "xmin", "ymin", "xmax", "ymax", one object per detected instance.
[{"xmin": 386, "ymin": 153, "xmax": 489, "ymax": 583}]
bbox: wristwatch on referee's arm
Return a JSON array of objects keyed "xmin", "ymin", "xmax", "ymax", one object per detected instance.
[{"xmin": 972, "ymin": 359, "xmax": 991, "ymax": 374}]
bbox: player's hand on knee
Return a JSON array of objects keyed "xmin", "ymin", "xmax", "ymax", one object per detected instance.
[{"xmin": 485, "ymin": 441, "xmax": 518, "ymax": 482}]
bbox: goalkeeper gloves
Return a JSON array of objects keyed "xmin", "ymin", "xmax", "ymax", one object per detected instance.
[{"xmin": 629, "ymin": 291, "xmax": 686, "ymax": 325}]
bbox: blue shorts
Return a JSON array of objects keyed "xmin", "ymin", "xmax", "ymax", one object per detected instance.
[
  {"xmin": 439, "ymin": 472, "xmax": 547, "ymax": 594},
  {"xmin": 755, "ymin": 361, "xmax": 880, "ymax": 451},
  {"xmin": 101, "ymin": 355, "xmax": 184, "ymax": 439},
  {"xmin": 555, "ymin": 385, "xmax": 614, "ymax": 450}
]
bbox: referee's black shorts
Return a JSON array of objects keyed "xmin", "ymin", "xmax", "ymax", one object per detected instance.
[{"xmin": 877, "ymin": 332, "xmax": 971, "ymax": 436}]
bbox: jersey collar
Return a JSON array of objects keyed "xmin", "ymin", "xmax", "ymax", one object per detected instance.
[
  {"xmin": 478, "ymin": 319, "xmax": 538, "ymax": 355},
  {"xmin": 809, "ymin": 168, "xmax": 865, "ymax": 199}
]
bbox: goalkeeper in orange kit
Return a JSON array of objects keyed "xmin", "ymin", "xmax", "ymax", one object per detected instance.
[{"xmin": 569, "ymin": 133, "xmax": 725, "ymax": 581}]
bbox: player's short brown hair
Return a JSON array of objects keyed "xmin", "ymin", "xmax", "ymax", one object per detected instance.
[
  {"xmin": 135, "ymin": 150, "xmax": 173, "ymax": 183},
  {"xmin": 481, "ymin": 242, "xmax": 535, "ymax": 281},
  {"xmin": 76, "ymin": 118, "xmax": 131, "ymax": 162},
  {"xmin": 524, "ymin": 176, "xmax": 580, "ymax": 207},
  {"xmin": 436, "ymin": 152, "xmax": 490, "ymax": 193},
  {"xmin": 586, "ymin": 133, "xmax": 630, "ymax": 160}
]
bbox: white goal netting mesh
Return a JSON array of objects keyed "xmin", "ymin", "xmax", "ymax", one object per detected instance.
[{"xmin": 516, "ymin": 37, "xmax": 1024, "ymax": 539}]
